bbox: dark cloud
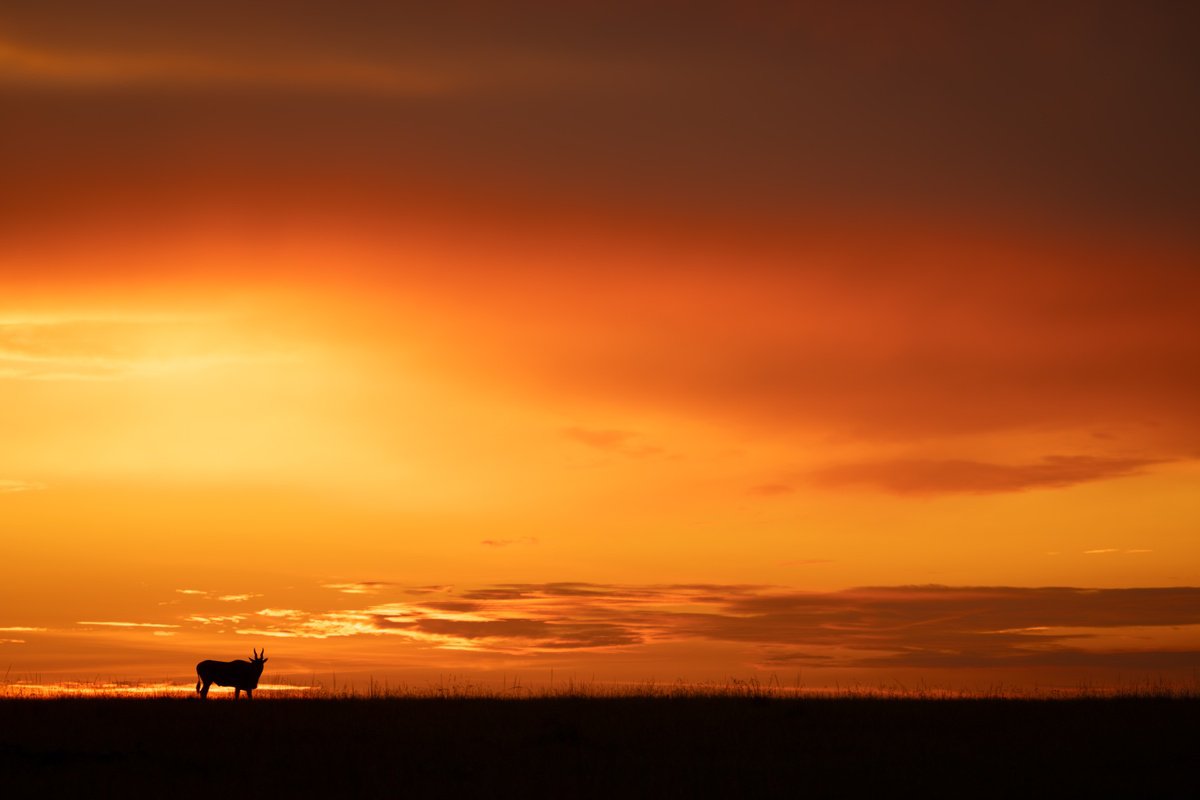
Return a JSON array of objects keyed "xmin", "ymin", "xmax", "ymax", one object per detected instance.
[
  {"xmin": 459, "ymin": 582, "xmax": 655, "ymax": 601},
  {"xmin": 417, "ymin": 601, "xmax": 482, "ymax": 613},
  {"xmin": 4, "ymin": 2, "xmax": 1198, "ymax": 458},
  {"xmin": 231, "ymin": 583, "xmax": 1200, "ymax": 670},
  {"xmin": 850, "ymin": 649, "xmax": 1200, "ymax": 671},
  {"xmin": 721, "ymin": 586, "xmax": 1200, "ymax": 629},
  {"xmin": 8, "ymin": 1, "xmax": 1197, "ymax": 239},
  {"xmin": 690, "ymin": 586, "xmax": 1200, "ymax": 669},
  {"xmin": 810, "ymin": 455, "xmax": 1169, "ymax": 494},
  {"xmin": 473, "ymin": 230, "xmax": 1200, "ymax": 453},
  {"xmin": 384, "ymin": 617, "xmax": 641, "ymax": 649}
]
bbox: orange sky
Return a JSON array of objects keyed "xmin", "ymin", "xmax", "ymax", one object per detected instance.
[{"xmin": 2, "ymin": 1, "xmax": 1198, "ymax": 691}]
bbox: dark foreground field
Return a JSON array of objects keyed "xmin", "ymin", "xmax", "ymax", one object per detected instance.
[{"xmin": 2, "ymin": 696, "xmax": 1195, "ymax": 798}]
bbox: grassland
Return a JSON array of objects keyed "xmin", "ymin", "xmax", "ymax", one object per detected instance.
[{"xmin": 2, "ymin": 690, "xmax": 1195, "ymax": 798}]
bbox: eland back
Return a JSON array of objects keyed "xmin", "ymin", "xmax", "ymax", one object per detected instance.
[{"xmin": 196, "ymin": 648, "xmax": 268, "ymax": 699}]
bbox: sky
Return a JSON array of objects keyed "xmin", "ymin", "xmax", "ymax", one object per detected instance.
[{"xmin": 2, "ymin": 1, "xmax": 1198, "ymax": 692}]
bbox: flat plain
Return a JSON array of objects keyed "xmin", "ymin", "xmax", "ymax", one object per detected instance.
[{"xmin": 2, "ymin": 694, "xmax": 1195, "ymax": 798}]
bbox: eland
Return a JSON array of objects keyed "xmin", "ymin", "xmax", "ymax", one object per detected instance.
[{"xmin": 196, "ymin": 648, "xmax": 268, "ymax": 700}]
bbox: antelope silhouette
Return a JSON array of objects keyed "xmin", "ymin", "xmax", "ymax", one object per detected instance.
[{"xmin": 196, "ymin": 648, "xmax": 268, "ymax": 699}]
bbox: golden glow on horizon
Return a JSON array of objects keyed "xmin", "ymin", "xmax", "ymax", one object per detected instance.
[{"xmin": 0, "ymin": 682, "xmax": 314, "ymax": 698}]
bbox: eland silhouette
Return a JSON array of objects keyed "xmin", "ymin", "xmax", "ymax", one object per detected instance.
[{"xmin": 196, "ymin": 649, "xmax": 268, "ymax": 700}]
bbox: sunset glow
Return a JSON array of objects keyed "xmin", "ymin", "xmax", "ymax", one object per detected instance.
[{"xmin": 2, "ymin": 1, "xmax": 1198, "ymax": 694}]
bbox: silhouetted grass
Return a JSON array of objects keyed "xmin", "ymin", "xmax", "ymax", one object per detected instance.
[
  {"xmin": 3, "ymin": 692, "xmax": 1196, "ymax": 798},
  {"xmin": 9, "ymin": 671, "xmax": 1196, "ymax": 700}
]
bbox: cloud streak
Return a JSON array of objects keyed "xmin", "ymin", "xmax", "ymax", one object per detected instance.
[
  {"xmin": 77, "ymin": 621, "xmax": 180, "ymax": 629},
  {"xmin": 186, "ymin": 615, "xmax": 246, "ymax": 625},
  {"xmin": 0, "ymin": 479, "xmax": 45, "ymax": 494},
  {"xmin": 810, "ymin": 455, "xmax": 1167, "ymax": 495},
  {"xmin": 0, "ymin": 33, "xmax": 666, "ymax": 97},
  {"xmin": 0, "ymin": 37, "xmax": 454, "ymax": 95},
  {"xmin": 0, "ymin": 317, "xmax": 292, "ymax": 381},
  {"xmin": 563, "ymin": 427, "xmax": 664, "ymax": 458},
  {"xmin": 174, "ymin": 589, "xmax": 261, "ymax": 601},
  {"xmin": 322, "ymin": 581, "xmax": 392, "ymax": 595}
]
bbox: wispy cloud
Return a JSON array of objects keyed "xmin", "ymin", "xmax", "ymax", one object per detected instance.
[
  {"xmin": 0, "ymin": 38, "xmax": 453, "ymax": 95},
  {"xmin": 174, "ymin": 589, "xmax": 261, "ymax": 601},
  {"xmin": 0, "ymin": 626, "xmax": 45, "ymax": 632},
  {"xmin": 481, "ymin": 537, "xmax": 539, "ymax": 547},
  {"xmin": 811, "ymin": 455, "xmax": 1166, "ymax": 495},
  {"xmin": 1084, "ymin": 548, "xmax": 1154, "ymax": 555},
  {"xmin": 563, "ymin": 427, "xmax": 664, "ymax": 458},
  {"xmin": 0, "ymin": 35, "xmax": 663, "ymax": 97},
  {"xmin": 322, "ymin": 581, "xmax": 392, "ymax": 595},
  {"xmin": 77, "ymin": 621, "xmax": 180, "ymax": 629},
  {"xmin": 256, "ymin": 609, "xmax": 304, "ymax": 618},
  {"xmin": 186, "ymin": 615, "xmax": 246, "ymax": 625},
  {"xmin": 0, "ymin": 479, "xmax": 46, "ymax": 494},
  {"xmin": 0, "ymin": 316, "xmax": 293, "ymax": 382}
]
